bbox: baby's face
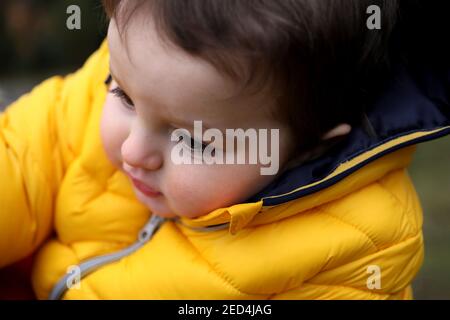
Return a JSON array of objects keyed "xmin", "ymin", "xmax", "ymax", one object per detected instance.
[{"xmin": 100, "ymin": 16, "xmax": 295, "ymax": 219}]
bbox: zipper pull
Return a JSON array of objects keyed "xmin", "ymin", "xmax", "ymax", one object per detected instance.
[{"xmin": 138, "ymin": 214, "xmax": 166, "ymax": 243}]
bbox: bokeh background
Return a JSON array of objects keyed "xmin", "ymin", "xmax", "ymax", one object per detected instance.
[{"xmin": 0, "ymin": 0, "xmax": 449, "ymax": 299}]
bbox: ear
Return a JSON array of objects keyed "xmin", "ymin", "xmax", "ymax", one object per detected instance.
[
  {"xmin": 282, "ymin": 123, "xmax": 353, "ymax": 171},
  {"xmin": 322, "ymin": 123, "xmax": 352, "ymax": 140}
]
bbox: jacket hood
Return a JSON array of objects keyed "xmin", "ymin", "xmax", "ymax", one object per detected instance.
[{"xmin": 178, "ymin": 64, "xmax": 450, "ymax": 234}]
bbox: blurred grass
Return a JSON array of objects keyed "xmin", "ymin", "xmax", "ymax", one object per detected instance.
[{"xmin": 409, "ymin": 136, "xmax": 450, "ymax": 299}]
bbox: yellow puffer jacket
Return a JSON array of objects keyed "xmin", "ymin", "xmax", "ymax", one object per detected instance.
[{"xmin": 1, "ymin": 40, "xmax": 449, "ymax": 300}]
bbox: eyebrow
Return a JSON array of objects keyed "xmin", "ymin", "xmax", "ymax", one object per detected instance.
[{"xmin": 108, "ymin": 64, "xmax": 214, "ymax": 131}]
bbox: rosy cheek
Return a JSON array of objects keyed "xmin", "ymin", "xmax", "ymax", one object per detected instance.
[
  {"xmin": 161, "ymin": 168, "xmax": 211, "ymax": 217},
  {"xmin": 165, "ymin": 166, "xmax": 250, "ymax": 217},
  {"xmin": 165, "ymin": 169, "xmax": 201, "ymax": 201}
]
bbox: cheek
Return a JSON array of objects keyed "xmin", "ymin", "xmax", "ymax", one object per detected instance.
[
  {"xmin": 164, "ymin": 164, "xmax": 273, "ymax": 218},
  {"xmin": 100, "ymin": 98, "xmax": 129, "ymax": 169}
]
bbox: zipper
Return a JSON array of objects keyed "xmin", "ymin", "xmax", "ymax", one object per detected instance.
[{"xmin": 48, "ymin": 214, "xmax": 166, "ymax": 300}]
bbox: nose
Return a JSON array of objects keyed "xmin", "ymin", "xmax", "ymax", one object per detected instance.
[{"xmin": 121, "ymin": 119, "xmax": 163, "ymax": 171}]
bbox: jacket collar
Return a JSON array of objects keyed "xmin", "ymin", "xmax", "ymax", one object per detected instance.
[{"xmin": 178, "ymin": 65, "xmax": 450, "ymax": 234}]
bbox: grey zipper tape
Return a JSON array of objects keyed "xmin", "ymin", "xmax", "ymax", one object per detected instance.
[
  {"xmin": 48, "ymin": 215, "xmax": 230, "ymax": 299},
  {"xmin": 48, "ymin": 214, "xmax": 166, "ymax": 300}
]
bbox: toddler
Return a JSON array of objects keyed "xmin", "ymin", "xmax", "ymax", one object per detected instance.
[{"xmin": 1, "ymin": 0, "xmax": 449, "ymax": 299}]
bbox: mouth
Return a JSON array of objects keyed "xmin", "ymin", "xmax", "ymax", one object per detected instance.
[{"xmin": 128, "ymin": 175, "xmax": 162, "ymax": 198}]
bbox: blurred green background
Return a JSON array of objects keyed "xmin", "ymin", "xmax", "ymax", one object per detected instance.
[
  {"xmin": 0, "ymin": 0, "xmax": 449, "ymax": 299},
  {"xmin": 0, "ymin": 0, "xmax": 106, "ymax": 110}
]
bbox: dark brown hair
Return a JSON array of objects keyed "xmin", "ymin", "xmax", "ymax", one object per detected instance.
[{"xmin": 102, "ymin": 0, "xmax": 399, "ymax": 154}]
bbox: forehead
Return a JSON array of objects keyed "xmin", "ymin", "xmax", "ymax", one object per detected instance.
[
  {"xmin": 107, "ymin": 14, "xmax": 278, "ymax": 128},
  {"xmin": 107, "ymin": 15, "xmax": 241, "ymax": 105}
]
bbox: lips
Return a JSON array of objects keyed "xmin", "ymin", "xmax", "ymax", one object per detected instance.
[{"xmin": 128, "ymin": 176, "xmax": 161, "ymax": 198}]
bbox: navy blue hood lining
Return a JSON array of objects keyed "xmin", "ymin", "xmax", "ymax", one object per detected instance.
[{"xmin": 248, "ymin": 65, "xmax": 450, "ymax": 206}]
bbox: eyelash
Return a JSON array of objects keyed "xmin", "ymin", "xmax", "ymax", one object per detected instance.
[
  {"xmin": 177, "ymin": 134, "xmax": 212, "ymax": 153},
  {"xmin": 110, "ymin": 86, "xmax": 135, "ymax": 109}
]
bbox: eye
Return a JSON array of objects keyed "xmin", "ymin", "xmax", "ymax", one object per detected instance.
[
  {"xmin": 104, "ymin": 74, "xmax": 112, "ymax": 86},
  {"xmin": 110, "ymin": 86, "xmax": 134, "ymax": 110},
  {"xmin": 189, "ymin": 137, "xmax": 209, "ymax": 152},
  {"xmin": 177, "ymin": 133, "xmax": 213, "ymax": 154}
]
